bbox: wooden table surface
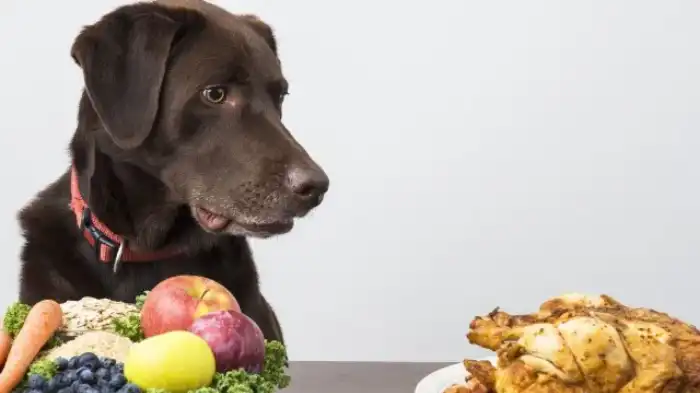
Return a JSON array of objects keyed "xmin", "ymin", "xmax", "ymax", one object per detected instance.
[{"xmin": 283, "ymin": 362, "xmax": 450, "ymax": 393}]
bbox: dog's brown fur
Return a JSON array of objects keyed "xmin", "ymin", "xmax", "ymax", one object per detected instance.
[{"xmin": 16, "ymin": 0, "xmax": 329, "ymax": 343}]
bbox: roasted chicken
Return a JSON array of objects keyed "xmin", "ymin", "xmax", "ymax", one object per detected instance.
[{"xmin": 445, "ymin": 293, "xmax": 700, "ymax": 393}]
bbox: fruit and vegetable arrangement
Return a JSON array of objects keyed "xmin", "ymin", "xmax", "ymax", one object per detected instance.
[{"xmin": 0, "ymin": 276, "xmax": 290, "ymax": 393}]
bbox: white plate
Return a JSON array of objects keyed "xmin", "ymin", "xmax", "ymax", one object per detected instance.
[{"xmin": 415, "ymin": 357, "xmax": 497, "ymax": 393}]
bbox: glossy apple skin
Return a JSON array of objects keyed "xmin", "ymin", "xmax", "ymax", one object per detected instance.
[
  {"xmin": 188, "ymin": 310, "xmax": 265, "ymax": 373},
  {"xmin": 141, "ymin": 275, "xmax": 241, "ymax": 337}
]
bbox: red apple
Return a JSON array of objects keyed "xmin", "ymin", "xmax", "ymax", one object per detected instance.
[
  {"xmin": 141, "ymin": 275, "xmax": 241, "ymax": 337},
  {"xmin": 189, "ymin": 310, "xmax": 265, "ymax": 373}
]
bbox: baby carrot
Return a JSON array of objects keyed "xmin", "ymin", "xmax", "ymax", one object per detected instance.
[
  {"xmin": 0, "ymin": 300, "xmax": 63, "ymax": 393},
  {"xmin": 0, "ymin": 331, "xmax": 11, "ymax": 368}
]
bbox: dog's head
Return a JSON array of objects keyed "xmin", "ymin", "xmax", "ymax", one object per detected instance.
[{"xmin": 70, "ymin": 1, "xmax": 329, "ymax": 238}]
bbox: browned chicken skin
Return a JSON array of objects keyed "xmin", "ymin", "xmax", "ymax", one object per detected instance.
[{"xmin": 448, "ymin": 294, "xmax": 700, "ymax": 393}]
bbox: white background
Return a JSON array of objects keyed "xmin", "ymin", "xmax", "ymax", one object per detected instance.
[{"xmin": 1, "ymin": 1, "xmax": 699, "ymax": 362}]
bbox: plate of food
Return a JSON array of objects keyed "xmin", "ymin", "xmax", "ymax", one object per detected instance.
[{"xmin": 417, "ymin": 292, "xmax": 700, "ymax": 393}]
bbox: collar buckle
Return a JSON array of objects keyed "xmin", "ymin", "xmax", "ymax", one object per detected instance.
[{"xmin": 80, "ymin": 208, "xmax": 123, "ymax": 272}]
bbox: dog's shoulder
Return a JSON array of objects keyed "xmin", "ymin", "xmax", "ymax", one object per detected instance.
[{"xmin": 17, "ymin": 170, "xmax": 91, "ymax": 304}]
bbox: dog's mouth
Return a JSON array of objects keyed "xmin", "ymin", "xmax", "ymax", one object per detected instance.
[
  {"xmin": 193, "ymin": 206, "xmax": 232, "ymax": 232},
  {"xmin": 191, "ymin": 206, "xmax": 294, "ymax": 236}
]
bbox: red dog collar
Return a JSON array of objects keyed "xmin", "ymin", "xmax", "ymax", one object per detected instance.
[{"xmin": 69, "ymin": 166, "xmax": 182, "ymax": 270}]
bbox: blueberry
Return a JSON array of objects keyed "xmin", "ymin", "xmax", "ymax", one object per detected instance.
[
  {"xmin": 83, "ymin": 361, "xmax": 99, "ymax": 371},
  {"xmin": 55, "ymin": 358, "xmax": 70, "ymax": 371},
  {"xmin": 50, "ymin": 375, "xmax": 65, "ymax": 389},
  {"xmin": 67, "ymin": 357, "xmax": 79, "ymax": 370},
  {"xmin": 108, "ymin": 374, "xmax": 126, "ymax": 389},
  {"xmin": 78, "ymin": 353, "xmax": 99, "ymax": 365},
  {"xmin": 56, "ymin": 375, "xmax": 67, "ymax": 387},
  {"xmin": 65, "ymin": 370, "xmax": 79, "ymax": 383},
  {"xmin": 70, "ymin": 380, "xmax": 81, "ymax": 392},
  {"xmin": 76, "ymin": 384, "xmax": 93, "ymax": 393},
  {"xmin": 78, "ymin": 369, "xmax": 95, "ymax": 384},
  {"xmin": 27, "ymin": 375, "xmax": 45, "ymax": 389},
  {"xmin": 66, "ymin": 356, "xmax": 78, "ymax": 370},
  {"xmin": 100, "ymin": 358, "xmax": 115, "ymax": 369},
  {"xmin": 121, "ymin": 384, "xmax": 140, "ymax": 393},
  {"xmin": 98, "ymin": 388, "xmax": 111, "ymax": 393},
  {"xmin": 96, "ymin": 379, "xmax": 108, "ymax": 388},
  {"xmin": 54, "ymin": 374, "xmax": 70, "ymax": 388},
  {"xmin": 84, "ymin": 388, "xmax": 100, "ymax": 393},
  {"xmin": 57, "ymin": 388, "xmax": 72, "ymax": 393},
  {"xmin": 27, "ymin": 389, "xmax": 43, "ymax": 393},
  {"xmin": 95, "ymin": 368, "xmax": 109, "ymax": 381},
  {"xmin": 46, "ymin": 377, "xmax": 59, "ymax": 393},
  {"xmin": 74, "ymin": 355, "xmax": 97, "ymax": 370}
]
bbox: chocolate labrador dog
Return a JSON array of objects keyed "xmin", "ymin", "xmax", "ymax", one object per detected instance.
[{"xmin": 16, "ymin": 0, "xmax": 329, "ymax": 343}]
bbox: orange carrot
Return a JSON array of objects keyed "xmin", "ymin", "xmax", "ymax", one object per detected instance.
[
  {"xmin": 0, "ymin": 300, "xmax": 62, "ymax": 393},
  {"xmin": 0, "ymin": 331, "xmax": 12, "ymax": 368}
]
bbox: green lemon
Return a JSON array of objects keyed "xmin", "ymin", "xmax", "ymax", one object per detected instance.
[{"xmin": 124, "ymin": 331, "xmax": 216, "ymax": 393}]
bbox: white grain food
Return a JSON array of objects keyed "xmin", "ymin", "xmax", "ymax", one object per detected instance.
[
  {"xmin": 59, "ymin": 297, "xmax": 138, "ymax": 337},
  {"xmin": 46, "ymin": 331, "xmax": 133, "ymax": 363}
]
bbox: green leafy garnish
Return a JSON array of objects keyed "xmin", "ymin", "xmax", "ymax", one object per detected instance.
[
  {"xmin": 135, "ymin": 291, "xmax": 149, "ymax": 310},
  {"xmin": 112, "ymin": 313, "xmax": 144, "ymax": 342},
  {"xmin": 188, "ymin": 388, "xmax": 220, "ymax": 393},
  {"xmin": 210, "ymin": 370, "xmax": 260, "ymax": 393},
  {"xmin": 27, "ymin": 357, "xmax": 58, "ymax": 380},
  {"xmin": 3, "ymin": 302, "xmax": 31, "ymax": 337},
  {"xmin": 3, "ymin": 302, "xmax": 62, "ymax": 349},
  {"xmin": 17, "ymin": 357, "xmax": 59, "ymax": 390},
  {"xmin": 146, "ymin": 389, "xmax": 171, "ymax": 393},
  {"xmin": 192, "ymin": 340, "xmax": 290, "ymax": 393},
  {"xmin": 111, "ymin": 291, "xmax": 148, "ymax": 342},
  {"xmin": 259, "ymin": 341, "xmax": 290, "ymax": 390}
]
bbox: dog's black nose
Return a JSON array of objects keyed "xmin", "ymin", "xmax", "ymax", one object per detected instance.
[{"xmin": 286, "ymin": 166, "xmax": 329, "ymax": 202}]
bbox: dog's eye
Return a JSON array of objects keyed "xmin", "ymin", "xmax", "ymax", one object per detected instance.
[
  {"xmin": 267, "ymin": 81, "xmax": 289, "ymax": 107},
  {"xmin": 201, "ymin": 86, "xmax": 227, "ymax": 104},
  {"xmin": 270, "ymin": 88, "xmax": 289, "ymax": 104}
]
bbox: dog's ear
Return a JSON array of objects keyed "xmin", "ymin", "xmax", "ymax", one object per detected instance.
[
  {"xmin": 71, "ymin": 5, "xmax": 202, "ymax": 150},
  {"xmin": 240, "ymin": 15, "xmax": 277, "ymax": 54}
]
